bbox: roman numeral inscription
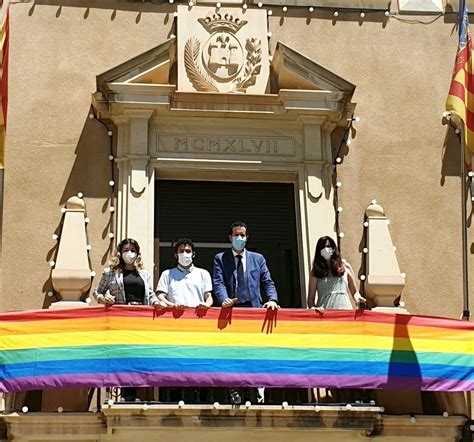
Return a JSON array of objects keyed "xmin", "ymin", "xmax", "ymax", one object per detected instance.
[{"xmin": 157, "ymin": 135, "xmax": 295, "ymax": 156}]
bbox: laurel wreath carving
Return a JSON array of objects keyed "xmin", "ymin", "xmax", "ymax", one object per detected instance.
[
  {"xmin": 184, "ymin": 37, "xmax": 219, "ymax": 92},
  {"xmin": 233, "ymin": 38, "xmax": 262, "ymax": 93},
  {"xmin": 184, "ymin": 36, "xmax": 262, "ymax": 93}
]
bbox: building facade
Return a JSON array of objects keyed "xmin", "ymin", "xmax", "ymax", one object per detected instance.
[{"xmin": 0, "ymin": 0, "xmax": 472, "ymax": 440}]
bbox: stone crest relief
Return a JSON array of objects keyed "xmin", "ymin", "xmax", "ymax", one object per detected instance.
[{"xmin": 177, "ymin": 6, "xmax": 269, "ymax": 94}]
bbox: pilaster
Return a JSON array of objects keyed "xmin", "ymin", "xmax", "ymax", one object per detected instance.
[
  {"xmin": 112, "ymin": 109, "xmax": 155, "ymax": 271},
  {"xmin": 299, "ymin": 116, "xmax": 337, "ymax": 289}
]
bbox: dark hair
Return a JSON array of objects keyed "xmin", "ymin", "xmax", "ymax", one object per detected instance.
[
  {"xmin": 229, "ymin": 221, "xmax": 248, "ymax": 235},
  {"xmin": 111, "ymin": 238, "xmax": 143, "ymax": 270},
  {"xmin": 173, "ymin": 238, "xmax": 195, "ymax": 253},
  {"xmin": 311, "ymin": 236, "xmax": 345, "ymax": 278}
]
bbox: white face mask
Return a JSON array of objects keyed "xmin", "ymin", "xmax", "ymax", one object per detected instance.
[
  {"xmin": 122, "ymin": 251, "xmax": 137, "ymax": 265},
  {"xmin": 178, "ymin": 251, "xmax": 193, "ymax": 267},
  {"xmin": 320, "ymin": 247, "xmax": 334, "ymax": 261}
]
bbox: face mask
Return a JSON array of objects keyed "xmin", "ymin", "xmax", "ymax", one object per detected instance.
[
  {"xmin": 122, "ymin": 251, "xmax": 137, "ymax": 265},
  {"xmin": 232, "ymin": 235, "xmax": 247, "ymax": 251},
  {"xmin": 178, "ymin": 252, "xmax": 193, "ymax": 267},
  {"xmin": 320, "ymin": 247, "xmax": 334, "ymax": 261}
]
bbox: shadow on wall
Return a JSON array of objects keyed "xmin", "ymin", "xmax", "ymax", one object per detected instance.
[
  {"xmin": 441, "ymin": 125, "xmax": 474, "ymax": 255},
  {"xmin": 357, "ymin": 217, "xmax": 378, "ymax": 310},
  {"xmin": 28, "ymin": 0, "xmax": 391, "ymax": 25},
  {"xmin": 27, "ymin": 0, "xmax": 176, "ymax": 25},
  {"xmin": 382, "ymin": 315, "xmax": 422, "ymax": 391},
  {"xmin": 41, "ymin": 112, "xmax": 114, "ymax": 308},
  {"xmin": 60, "ymin": 112, "xmax": 113, "ymax": 205},
  {"xmin": 27, "ymin": 0, "xmax": 169, "ymax": 13},
  {"xmin": 441, "ymin": 126, "xmax": 461, "ymax": 186}
]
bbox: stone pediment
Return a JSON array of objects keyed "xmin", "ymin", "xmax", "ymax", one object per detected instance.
[
  {"xmin": 95, "ymin": 7, "xmax": 354, "ymax": 102},
  {"xmin": 271, "ymin": 42, "xmax": 355, "ymax": 96},
  {"xmin": 96, "ymin": 38, "xmax": 177, "ymax": 92}
]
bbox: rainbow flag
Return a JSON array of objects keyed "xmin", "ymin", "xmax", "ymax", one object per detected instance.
[
  {"xmin": 0, "ymin": 306, "xmax": 472, "ymax": 393},
  {"xmin": 446, "ymin": 0, "xmax": 474, "ymax": 166}
]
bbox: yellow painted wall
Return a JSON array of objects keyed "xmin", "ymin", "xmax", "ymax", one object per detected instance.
[{"xmin": 272, "ymin": 12, "xmax": 465, "ymax": 317}]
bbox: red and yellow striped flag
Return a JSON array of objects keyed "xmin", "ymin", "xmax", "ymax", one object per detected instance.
[
  {"xmin": 446, "ymin": 3, "xmax": 474, "ymax": 167},
  {"xmin": 0, "ymin": 0, "xmax": 9, "ymax": 170}
]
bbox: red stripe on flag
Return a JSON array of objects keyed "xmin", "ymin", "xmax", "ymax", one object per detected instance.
[
  {"xmin": 467, "ymin": 75, "xmax": 474, "ymax": 95},
  {"xmin": 465, "ymin": 108, "xmax": 474, "ymax": 132},
  {"xmin": 466, "ymin": 108, "xmax": 474, "ymax": 132},
  {"xmin": 448, "ymin": 74, "xmax": 474, "ymax": 96},
  {"xmin": 449, "ymin": 80, "xmax": 466, "ymax": 100}
]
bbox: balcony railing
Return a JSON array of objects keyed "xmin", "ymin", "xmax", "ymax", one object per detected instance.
[
  {"xmin": 0, "ymin": 306, "xmax": 472, "ymax": 397},
  {"xmin": 0, "ymin": 305, "xmax": 471, "ymax": 441}
]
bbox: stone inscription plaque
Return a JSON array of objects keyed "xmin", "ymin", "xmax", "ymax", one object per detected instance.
[{"xmin": 157, "ymin": 135, "xmax": 295, "ymax": 156}]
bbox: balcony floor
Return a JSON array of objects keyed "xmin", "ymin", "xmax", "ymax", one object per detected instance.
[{"xmin": 0, "ymin": 403, "xmax": 468, "ymax": 442}]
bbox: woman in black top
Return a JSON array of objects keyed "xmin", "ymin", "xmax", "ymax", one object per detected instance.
[
  {"xmin": 94, "ymin": 238, "xmax": 159, "ymax": 306},
  {"xmin": 93, "ymin": 238, "xmax": 160, "ymax": 401}
]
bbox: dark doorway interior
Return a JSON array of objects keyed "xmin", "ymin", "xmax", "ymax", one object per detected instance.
[{"xmin": 154, "ymin": 180, "xmax": 301, "ymax": 308}]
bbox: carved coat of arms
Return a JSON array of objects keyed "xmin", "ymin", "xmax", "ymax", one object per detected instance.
[{"xmin": 183, "ymin": 10, "xmax": 263, "ymax": 93}]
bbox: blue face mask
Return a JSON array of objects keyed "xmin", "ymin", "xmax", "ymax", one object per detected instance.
[{"xmin": 232, "ymin": 235, "xmax": 247, "ymax": 250}]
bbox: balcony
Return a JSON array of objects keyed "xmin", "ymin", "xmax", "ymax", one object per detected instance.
[{"xmin": 0, "ymin": 305, "xmax": 471, "ymax": 441}]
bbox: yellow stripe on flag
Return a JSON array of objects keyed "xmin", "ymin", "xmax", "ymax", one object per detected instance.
[{"xmin": 0, "ymin": 330, "xmax": 472, "ymax": 355}]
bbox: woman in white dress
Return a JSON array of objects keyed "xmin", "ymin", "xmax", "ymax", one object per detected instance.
[
  {"xmin": 307, "ymin": 236, "xmax": 366, "ymax": 310},
  {"xmin": 307, "ymin": 236, "xmax": 367, "ymax": 403}
]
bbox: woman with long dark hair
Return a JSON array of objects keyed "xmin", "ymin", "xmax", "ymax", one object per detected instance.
[
  {"xmin": 94, "ymin": 238, "xmax": 159, "ymax": 306},
  {"xmin": 93, "ymin": 238, "xmax": 160, "ymax": 402},
  {"xmin": 307, "ymin": 236, "xmax": 366, "ymax": 310}
]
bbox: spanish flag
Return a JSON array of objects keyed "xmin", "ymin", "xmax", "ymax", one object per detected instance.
[{"xmin": 446, "ymin": 1, "xmax": 474, "ymax": 167}]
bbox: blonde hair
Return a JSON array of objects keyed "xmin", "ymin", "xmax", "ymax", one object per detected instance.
[{"xmin": 109, "ymin": 238, "xmax": 144, "ymax": 271}]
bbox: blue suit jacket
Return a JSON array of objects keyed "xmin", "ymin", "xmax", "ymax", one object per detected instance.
[{"xmin": 213, "ymin": 250, "xmax": 278, "ymax": 307}]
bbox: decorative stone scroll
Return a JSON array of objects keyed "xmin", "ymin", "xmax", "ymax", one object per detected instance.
[{"xmin": 178, "ymin": 5, "xmax": 269, "ymax": 94}]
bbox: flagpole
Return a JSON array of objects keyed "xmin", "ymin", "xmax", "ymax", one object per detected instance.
[
  {"xmin": 457, "ymin": 0, "xmax": 471, "ymax": 321},
  {"xmin": 460, "ymin": 125, "xmax": 470, "ymax": 320},
  {"xmin": 461, "ymin": 119, "xmax": 473, "ymax": 437}
]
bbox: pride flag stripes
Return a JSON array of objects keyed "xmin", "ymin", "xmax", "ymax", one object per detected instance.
[
  {"xmin": 446, "ymin": 1, "xmax": 474, "ymax": 165},
  {"xmin": 0, "ymin": 306, "xmax": 472, "ymax": 393}
]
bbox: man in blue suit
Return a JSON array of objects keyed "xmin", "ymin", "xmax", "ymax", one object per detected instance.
[{"xmin": 213, "ymin": 221, "xmax": 279, "ymax": 310}]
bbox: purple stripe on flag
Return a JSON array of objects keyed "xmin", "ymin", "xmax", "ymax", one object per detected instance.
[{"xmin": 1, "ymin": 372, "xmax": 472, "ymax": 394}]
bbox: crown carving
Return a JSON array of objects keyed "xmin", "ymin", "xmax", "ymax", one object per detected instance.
[{"xmin": 198, "ymin": 11, "xmax": 247, "ymax": 34}]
